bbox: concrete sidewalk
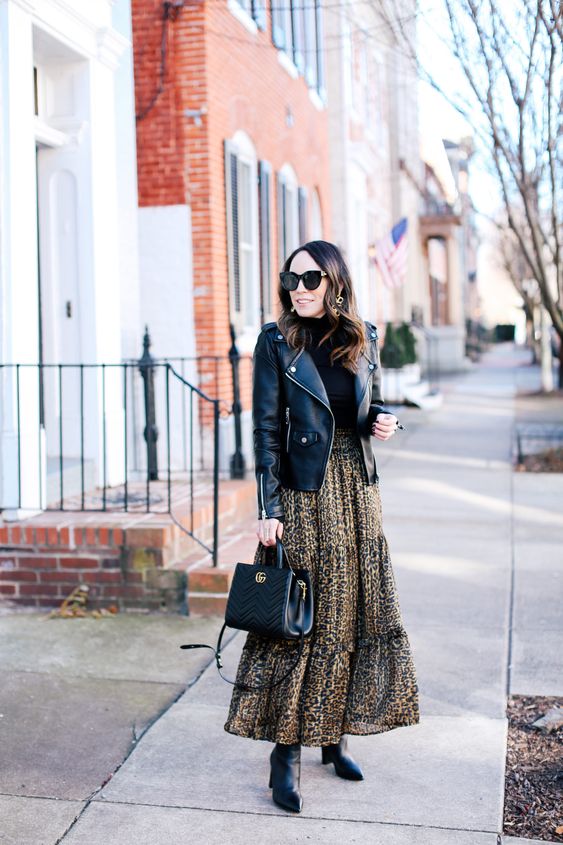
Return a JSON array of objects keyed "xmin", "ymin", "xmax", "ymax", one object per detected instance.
[{"xmin": 1, "ymin": 342, "xmax": 561, "ymax": 845}]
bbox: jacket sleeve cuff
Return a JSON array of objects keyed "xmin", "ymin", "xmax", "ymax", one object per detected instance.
[
  {"xmin": 368, "ymin": 405, "xmax": 397, "ymax": 427},
  {"xmin": 256, "ymin": 510, "xmax": 285, "ymax": 521}
]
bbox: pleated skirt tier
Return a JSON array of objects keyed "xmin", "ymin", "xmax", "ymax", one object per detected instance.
[{"xmin": 223, "ymin": 427, "xmax": 420, "ymax": 747}]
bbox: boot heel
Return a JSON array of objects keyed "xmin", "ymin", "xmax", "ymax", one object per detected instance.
[
  {"xmin": 268, "ymin": 770, "xmax": 273, "ymax": 788},
  {"xmin": 320, "ymin": 739, "xmax": 363, "ymax": 780}
]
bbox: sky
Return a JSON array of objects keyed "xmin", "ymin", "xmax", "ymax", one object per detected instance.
[
  {"xmin": 416, "ymin": 1, "xmax": 503, "ymax": 222},
  {"xmin": 416, "ymin": 0, "xmax": 522, "ymax": 328}
]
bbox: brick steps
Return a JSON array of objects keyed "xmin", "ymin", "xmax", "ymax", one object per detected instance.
[
  {"xmin": 0, "ymin": 475, "xmax": 258, "ymax": 613},
  {"xmin": 178, "ymin": 524, "xmax": 259, "ymax": 615}
]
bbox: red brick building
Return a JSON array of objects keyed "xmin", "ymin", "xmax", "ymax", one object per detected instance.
[
  {"xmin": 132, "ymin": 0, "xmax": 331, "ymax": 377},
  {"xmin": 0, "ymin": 1, "xmax": 332, "ymax": 613}
]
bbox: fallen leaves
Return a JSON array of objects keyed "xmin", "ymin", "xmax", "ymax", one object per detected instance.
[
  {"xmin": 515, "ymin": 446, "xmax": 563, "ymax": 473},
  {"xmin": 43, "ymin": 584, "xmax": 119, "ymax": 619},
  {"xmin": 503, "ymin": 694, "xmax": 563, "ymax": 842}
]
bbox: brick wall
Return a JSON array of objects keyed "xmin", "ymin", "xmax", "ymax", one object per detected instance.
[
  {"xmin": 131, "ymin": 0, "xmax": 332, "ymax": 416},
  {"xmin": 0, "ymin": 523, "xmax": 186, "ymax": 612}
]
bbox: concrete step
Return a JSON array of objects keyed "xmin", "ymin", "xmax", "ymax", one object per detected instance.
[
  {"xmin": 46, "ymin": 457, "xmax": 96, "ymax": 507},
  {"xmin": 403, "ymin": 381, "xmax": 444, "ymax": 410}
]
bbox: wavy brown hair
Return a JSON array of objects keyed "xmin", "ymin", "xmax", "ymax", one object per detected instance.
[{"xmin": 277, "ymin": 240, "xmax": 369, "ymax": 374}]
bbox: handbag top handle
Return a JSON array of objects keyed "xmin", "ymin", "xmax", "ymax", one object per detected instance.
[{"xmin": 262, "ymin": 537, "xmax": 292, "ymax": 570}]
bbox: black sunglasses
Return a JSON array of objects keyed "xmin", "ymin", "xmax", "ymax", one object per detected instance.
[{"xmin": 279, "ymin": 270, "xmax": 327, "ymax": 291}]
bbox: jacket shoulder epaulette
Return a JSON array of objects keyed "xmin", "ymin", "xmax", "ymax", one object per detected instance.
[{"xmin": 260, "ymin": 321, "xmax": 278, "ymax": 333}]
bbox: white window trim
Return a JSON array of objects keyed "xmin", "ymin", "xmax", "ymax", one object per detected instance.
[
  {"xmin": 227, "ymin": 0, "xmax": 258, "ymax": 34},
  {"xmin": 228, "ymin": 132, "xmax": 260, "ymax": 346},
  {"xmin": 277, "ymin": 50, "xmax": 299, "ymax": 79},
  {"xmin": 308, "ymin": 88, "xmax": 325, "ymax": 111},
  {"xmin": 278, "ymin": 164, "xmax": 300, "ymax": 258}
]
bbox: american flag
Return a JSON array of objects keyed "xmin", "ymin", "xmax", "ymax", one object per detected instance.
[{"xmin": 373, "ymin": 217, "xmax": 408, "ymax": 289}]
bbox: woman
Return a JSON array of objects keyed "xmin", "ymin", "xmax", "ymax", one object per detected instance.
[{"xmin": 224, "ymin": 240, "xmax": 419, "ymax": 813}]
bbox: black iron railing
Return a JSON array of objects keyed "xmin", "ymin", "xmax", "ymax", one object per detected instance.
[
  {"xmin": 0, "ymin": 358, "xmax": 230, "ymax": 566},
  {"xmin": 515, "ymin": 423, "xmax": 563, "ymax": 465},
  {"xmin": 123, "ymin": 350, "xmax": 252, "ymax": 476}
]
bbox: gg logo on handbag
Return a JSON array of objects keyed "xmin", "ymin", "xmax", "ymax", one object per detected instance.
[{"xmin": 255, "ymin": 571, "xmax": 266, "ymax": 583}]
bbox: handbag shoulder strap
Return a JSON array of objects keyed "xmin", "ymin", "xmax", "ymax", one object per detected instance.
[{"xmin": 180, "ymin": 591, "xmax": 306, "ymax": 692}]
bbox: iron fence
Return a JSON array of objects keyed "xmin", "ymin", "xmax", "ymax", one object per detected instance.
[
  {"xmin": 0, "ymin": 359, "xmax": 227, "ymax": 566},
  {"xmin": 515, "ymin": 423, "xmax": 563, "ymax": 464}
]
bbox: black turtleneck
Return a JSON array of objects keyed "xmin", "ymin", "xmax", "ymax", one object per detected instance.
[{"xmin": 297, "ymin": 312, "xmax": 356, "ymax": 428}]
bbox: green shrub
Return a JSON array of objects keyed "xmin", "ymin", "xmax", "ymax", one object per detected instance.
[
  {"xmin": 396, "ymin": 322, "xmax": 417, "ymax": 364},
  {"xmin": 380, "ymin": 323, "xmax": 407, "ymax": 369}
]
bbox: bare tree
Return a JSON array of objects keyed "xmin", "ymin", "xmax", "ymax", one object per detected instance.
[
  {"xmin": 498, "ymin": 224, "xmax": 542, "ymax": 361},
  {"xmin": 384, "ymin": 0, "xmax": 563, "ymax": 386}
]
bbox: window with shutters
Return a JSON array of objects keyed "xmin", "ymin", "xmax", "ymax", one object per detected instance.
[
  {"xmin": 272, "ymin": 0, "xmax": 293, "ymax": 53},
  {"xmin": 230, "ymin": 0, "xmax": 266, "ymax": 30},
  {"xmin": 252, "ymin": 0, "xmax": 267, "ymax": 29},
  {"xmin": 271, "ymin": 0, "xmax": 285, "ymax": 47},
  {"xmin": 303, "ymin": 1, "xmax": 317, "ymax": 89},
  {"xmin": 271, "ymin": 0, "xmax": 326, "ymax": 102},
  {"xmin": 314, "ymin": 0, "xmax": 326, "ymax": 101},
  {"xmin": 291, "ymin": 0, "xmax": 306, "ymax": 74},
  {"xmin": 224, "ymin": 134, "xmax": 260, "ymax": 339},
  {"xmin": 277, "ymin": 165, "xmax": 299, "ymax": 266}
]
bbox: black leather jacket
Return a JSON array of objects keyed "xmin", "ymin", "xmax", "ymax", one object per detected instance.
[{"xmin": 252, "ymin": 319, "xmax": 393, "ymax": 521}]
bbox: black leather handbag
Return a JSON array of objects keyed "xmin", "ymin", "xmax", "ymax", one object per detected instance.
[{"xmin": 180, "ymin": 538, "xmax": 314, "ymax": 691}]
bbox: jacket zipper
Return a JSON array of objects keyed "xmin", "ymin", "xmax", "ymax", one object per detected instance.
[
  {"xmin": 361, "ymin": 356, "xmax": 377, "ymax": 483},
  {"xmin": 258, "ymin": 471, "xmax": 268, "ymax": 520},
  {"xmin": 285, "ymin": 406, "xmax": 291, "ymax": 452},
  {"xmin": 284, "ymin": 350, "xmax": 335, "ymax": 489},
  {"xmin": 360, "ymin": 358, "xmax": 373, "ymax": 410}
]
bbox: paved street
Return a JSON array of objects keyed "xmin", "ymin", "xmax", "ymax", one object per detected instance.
[{"xmin": 1, "ymin": 342, "xmax": 561, "ymax": 845}]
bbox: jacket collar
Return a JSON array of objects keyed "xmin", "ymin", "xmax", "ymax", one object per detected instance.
[{"xmin": 273, "ymin": 329, "xmax": 376, "ymax": 412}]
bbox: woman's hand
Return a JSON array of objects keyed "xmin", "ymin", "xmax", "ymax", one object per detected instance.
[
  {"xmin": 257, "ymin": 517, "xmax": 284, "ymax": 547},
  {"xmin": 371, "ymin": 412, "xmax": 399, "ymax": 441}
]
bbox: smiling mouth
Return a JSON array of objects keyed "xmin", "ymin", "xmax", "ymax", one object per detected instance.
[{"xmin": 296, "ymin": 299, "xmax": 314, "ymax": 303}]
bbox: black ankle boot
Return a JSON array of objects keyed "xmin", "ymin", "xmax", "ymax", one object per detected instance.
[
  {"xmin": 269, "ymin": 742, "xmax": 303, "ymax": 812},
  {"xmin": 321, "ymin": 736, "xmax": 364, "ymax": 780}
]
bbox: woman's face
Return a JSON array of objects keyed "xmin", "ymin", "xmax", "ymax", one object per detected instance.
[{"xmin": 288, "ymin": 251, "xmax": 329, "ymax": 319}]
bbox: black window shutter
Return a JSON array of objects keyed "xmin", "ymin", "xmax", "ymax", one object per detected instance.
[
  {"xmin": 291, "ymin": 0, "xmax": 305, "ymax": 73},
  {"xmin": 315, "ymin": 0, "xmax": 326, "ymax": 100},
  {"xmin": 276, "ymin": 172, "xmax": 287, "ymax": 267},
  {"xmin": 258, "ymin": 160, "xmax": 272, "ymax": 320},
  {"xmin": 224, "ymin": 139, "xmax": 240, "ymax": 316},
  {"xmin": 298, "ymin": 186, "xmax": 308, "ymax": 244}
]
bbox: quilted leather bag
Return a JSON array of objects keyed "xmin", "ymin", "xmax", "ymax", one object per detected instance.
[{"xmin": 180, "ymin": 538, "xmax": 314, "ymax": 691}]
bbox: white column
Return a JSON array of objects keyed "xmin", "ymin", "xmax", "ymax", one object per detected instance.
[
  {"xmin": 446, "ymin": 233, "xmax": 463, "ymax": 327},
  {"xmin": 87, "ymin": 35, "xmax": 128, "ymax": 486},
  {"xmin": 0, "ymin": 1, "xmax": 44, "ymax": 517}
]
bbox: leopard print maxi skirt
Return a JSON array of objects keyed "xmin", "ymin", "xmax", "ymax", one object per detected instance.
[{"xmin": 223, "ymin": 427, "xmax": 420, "ymax": 747}]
